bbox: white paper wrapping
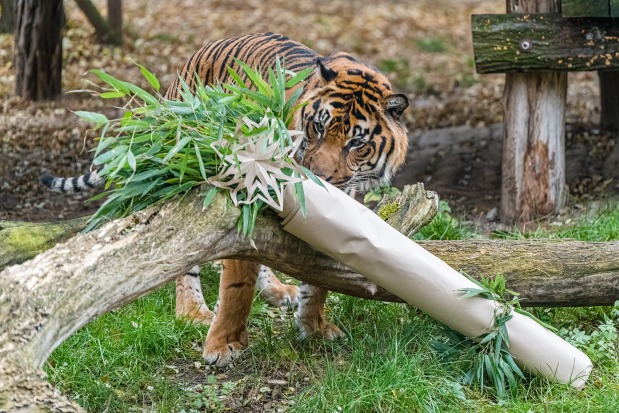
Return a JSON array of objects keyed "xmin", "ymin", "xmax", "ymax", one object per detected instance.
[{"xmin": 278, "ymin": 179, "xmax": 592, "ymax": 389}]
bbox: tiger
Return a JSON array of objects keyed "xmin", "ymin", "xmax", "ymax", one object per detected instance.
[{"xmin": 41, "ymin": 32, "xmax": 409, "ymax": 367}]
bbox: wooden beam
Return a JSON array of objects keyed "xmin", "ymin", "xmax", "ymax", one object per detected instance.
[
  {"xmin": 472, "ymin": 13, "xmax": 619, "ymax": 73},
  {"xmin": 562, "ymin": 0, "xmax": 610, "ymax": 17}
]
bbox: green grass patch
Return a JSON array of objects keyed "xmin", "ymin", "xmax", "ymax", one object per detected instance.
[
  {"xmin": 415, "ymin": 37, "xmax": 449, "ymax": 53},
  {"xmin": 47, "ymin": 201, "xmax": 619, "ymax": 412},
  {"xmin": 414, "ymin": 200, "xmax": 477, "ymax": 240}
]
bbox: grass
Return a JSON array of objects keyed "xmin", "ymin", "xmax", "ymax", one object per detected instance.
[{"xmin": 46, "ymin": 201, "xmax": 619, "ymax": 412}]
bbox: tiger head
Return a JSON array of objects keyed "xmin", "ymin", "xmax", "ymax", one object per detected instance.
[{"xmin": 294, "ymin": 52, "xmax": 409, "ymax": 196}]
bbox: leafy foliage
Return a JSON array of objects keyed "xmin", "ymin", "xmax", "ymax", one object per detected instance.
[
  {"xmin": 77, "ymin": 59, "xmax": 313, "ymax": 235},
  {"xmin": 432, "ymin": 274, "xmax": 558, "ymax": 400},
  {"xmin": 559, "ymin": 301, "xmax": 619, "ymax": 364}
]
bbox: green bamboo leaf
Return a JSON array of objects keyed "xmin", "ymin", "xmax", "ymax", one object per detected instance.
[
  {"xmin": 75, "ymin": 111, "xmax": 109, "ymax": 125},
  {"xmin": 129, "ymin": 169, "xmax": 166, "ymax": 183},
  {"xmin": 179, "ymin": 146, "xmax": 190, "ymax": 182},
  {"xmin": 479, "ymin": 331, "xmax": 497, "ymax": 345},
  {"xmin": 127, "ymin": 150, "xmax": 137, "ymax": 172},
  {"xmin": 295, "ymin": 181, "xmax": 306, "ymax": 217},
  {"xmin": 241, "ymin": 204, "xmax": 250, "ymax": 236},
  {"xmin": 299, "ymin": 166, "xmax": 325, "ymax": 189},
  {"xmin": 459, "ymin": 289, "xmax": 493, "ymax": 299},
  {"xmin": 94, "ymin": 145, "xmax": 128, "ymax": 165},
  {"xmin": 503, "ymin": 353, "xmax": 525, "ymax": 379},
  {"xmin": 90, "ymin": 69, "xmax": 130, "ymax": 94},
  {"xmin": 285, "ymin": 66, "xmax": 313, "ymax": 88},
  {"xmin": 194, "ymin": 143, "xmax": 207, "ymax": 180},
  {"xmin": 100, "ymin": 90, "xmax": 126, "ymax": 99},
  {"xmin": 202, "ymin": 187, "xmax": 219, "ymax": 210},
  {"xmin": 226, "ymin": 66, "xmax": 247, "ymax": 88},
  {"xmin": 123, "ymin": 82, "xmax": 159, "ymax": 106},
  {"xmin": 163, "ymin": 136, "xmax": 192, "ymax": 163},
  {"xmin": 514, "ymin": 308, "xmax": 558, "ymax": 332},
  {"xmin": 136, "ymin": 63, "xmax": 161, "ymax": 92},
  {"xmin": 109, "ymin": 154, "xmax": 128, "ymax": 178}
]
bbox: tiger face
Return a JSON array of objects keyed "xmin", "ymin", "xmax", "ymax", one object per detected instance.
[{"xmin": 294, "ymin": 52, "xmax": 409, "ymax": 195}]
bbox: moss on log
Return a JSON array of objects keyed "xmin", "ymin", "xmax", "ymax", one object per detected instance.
[{"xmin": 0, "ymin": 217, "xmax": 88, "ymax": 269}]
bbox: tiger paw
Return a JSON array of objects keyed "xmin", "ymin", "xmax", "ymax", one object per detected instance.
[
  {"xmin": 264, "ymin": 284, "xmax": 300, "ymax": 309},
  {"xmin": 202, "ymin": 331, "xmax": 248, "ymax": 367},
  {"xmin": 176, "ymin": 305, "xmax": 214, "ymax": 326},
  {"xmin": 296, "ymin": 318, "xmax": 345, "ymax": 341},
  {"xmin": 257, "ymin": 266, "xmax": 300, "ymax": 309}
]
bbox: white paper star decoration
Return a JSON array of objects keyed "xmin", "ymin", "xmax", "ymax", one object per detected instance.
[{"xmin": 209, "ymin": 115, "xmax": 306, "ymax": 211}]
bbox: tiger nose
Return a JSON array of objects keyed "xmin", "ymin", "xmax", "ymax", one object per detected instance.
[{"xmin": 307, "ymin": 163, "xmax": 331, "ymax": 182}]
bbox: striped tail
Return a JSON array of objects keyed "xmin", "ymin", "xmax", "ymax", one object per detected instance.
[{"xmin": 40, "ymin": 170, "xmax": 105, "ymax": 194}]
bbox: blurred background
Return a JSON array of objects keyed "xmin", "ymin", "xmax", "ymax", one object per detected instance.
[{"xmin": 0, "ymin": 0, "xmax": 606, "ymax": 224}]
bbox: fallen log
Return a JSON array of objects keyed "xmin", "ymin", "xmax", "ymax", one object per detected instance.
[
  {"xmin": 1, "ymin": 184, "xmax": 619, "ymax": 410},
  {"xmin": 2, "ymin": 186, "xmax": 619, "ymax": 307}
]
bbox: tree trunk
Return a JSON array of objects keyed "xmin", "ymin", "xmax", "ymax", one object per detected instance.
[
  {"xmin": 1, "ymin": 185, "xmax": 618, "ymax": 409},
  {"xmin": 501, "ymin": 0, "xmax": 567, "ymax": 223},
  {"xmin": 599, "ymin": 70, "xmax": 619, "ymax": 132},
  {"xmin": 13, "ymin": 0, "xmax": 63, "ymax": 100},
  {"xmin": 0, "ymin": 0, "xmax": 14, "ymax": 33},
  {"xmin": 74, "ymin": 0, "xmax": 121, "ymax": 45},
  {"xmin": 107, "ymin": 0, "xmax": 122, "ymax": 45}
]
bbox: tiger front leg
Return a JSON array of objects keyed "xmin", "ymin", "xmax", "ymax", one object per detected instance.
[
  {"xmin": 175, "ymin": 266, "xmax": 214, "ymax": 325},
  {"xmin": 296, "ymin": 283, "xmax": 345, "ymax": 340},
  {"xmin": 203, "ymin": 259, "xmax": 260, "ymax": 367}
]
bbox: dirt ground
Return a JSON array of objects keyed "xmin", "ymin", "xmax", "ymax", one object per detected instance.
[{"xmin": 0, "ymin": 0, "xmax": 614, "ymax": 224}]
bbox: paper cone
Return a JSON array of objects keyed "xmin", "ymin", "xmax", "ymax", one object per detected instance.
[{"xmin": 278, "ymin": 179, "xmax": 592, "ymax": 389}]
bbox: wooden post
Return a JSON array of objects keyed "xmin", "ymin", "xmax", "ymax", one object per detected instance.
[
  {"xmin": 599, "ymin": 71, "xmax": 619, "ymax": 131},
  {"xmin": 14, "ymin": 0, "xmax": 63, "ymax": 100},
  {"xmin": 501, "ymin": 0, "xmax": 567, "ymax": 223}
]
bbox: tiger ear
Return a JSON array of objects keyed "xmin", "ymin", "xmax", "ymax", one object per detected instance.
[
  {"xmin": 316, "ymin": 59, "xmax": 338, "ymax": 83},
  {"xmin": 384, "ymin": 94, "xmax": 409, "ymax": 119}
]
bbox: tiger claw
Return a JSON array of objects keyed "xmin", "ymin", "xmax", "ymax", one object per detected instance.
[{"xmin": 203, "ymin": 335, "xmax": 248, "ymax": 367}]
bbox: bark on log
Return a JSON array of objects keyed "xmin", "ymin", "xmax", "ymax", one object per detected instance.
[{"xmin": 2, "ymin": 184, "xmax": 619, "ymax": 409}]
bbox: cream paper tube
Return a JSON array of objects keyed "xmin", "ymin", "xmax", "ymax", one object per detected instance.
[{"xmin": 278, "ymin": 179, "xmax": 592, "ymax": 389}]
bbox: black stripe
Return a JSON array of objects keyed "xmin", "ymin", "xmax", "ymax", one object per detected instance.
[
  {"xmin": 227, "ymin": 282, "xmax": 252, "ymax": 289},
  {"xmin": 84, "ymin": 173, "xmax": 96, "ymax": 188}
]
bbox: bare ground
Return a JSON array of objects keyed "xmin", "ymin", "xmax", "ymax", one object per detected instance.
[{"xmin": 0, "ymin": 0, "xmax": 613, "ymax": 223}]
